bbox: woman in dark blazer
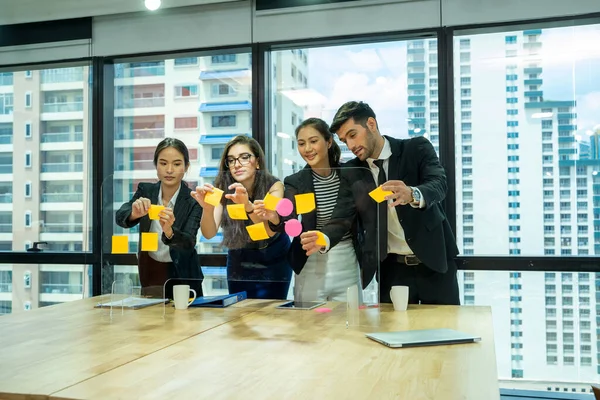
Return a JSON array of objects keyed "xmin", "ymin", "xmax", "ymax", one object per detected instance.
[
  {"xmin": 278, "ymin": 118, "xmax": 362, "ymax": 302},
  {"xmin": 116, "ymin": 138, "xmax": 203, "ymax": 298}
]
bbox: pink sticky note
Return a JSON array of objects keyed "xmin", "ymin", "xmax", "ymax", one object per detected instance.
[
  {"xmin": 314, "ymin": 307, "xmax": 332, "ymax": 313},
  {"xmin": 276, "ymin": 198, "xmax": 293, "ymax": 217},
  {"xmin": 285, "ymin": 219, "xmax": 302, "ymax": 237}
]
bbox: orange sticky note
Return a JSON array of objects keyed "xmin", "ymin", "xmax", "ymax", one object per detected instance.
[
  {"xmin": 263, "ymin": 192, "xmax": 282, "ymax": 211},
  {"xmin": 295, "ymin": 193, "xmax": 316, "ymax": 214},
  {"xmin": 227, "ymin": 204, "xmax": 248, "ymax": 220},
  {"xmin": 112, "ymin": 235, "xmax": 128, "ymax": 254},
  {"xmin": 148, "ymin": 205, "xmax": 165, "ymax": 220},
  {"xmin": 368, "ymin": 186, "xmax": 393, "ymax": 203},
  {"xmin": 246, "ymin": 222, "xmax": 270, "ymax": 241},
  {"xmin": 204, "ymin": 187, "xmax": 224, "ymax": 207},
  {"xmin": 141, "ymin": 232, "xmax": 159, "ymax": 251},
  {"xmin": 308, "ymin": 231, "xmax": 327, "ymax": 247}
]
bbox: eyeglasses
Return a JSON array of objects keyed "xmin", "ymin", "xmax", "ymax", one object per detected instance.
[{"xmin": 225, "ymin": 153, "xmax": 255, "ymax": 168}]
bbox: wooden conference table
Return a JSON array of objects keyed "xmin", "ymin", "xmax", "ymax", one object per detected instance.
[{"xmin": 0, "ymin": 297, "xmax": 499, "ymax": 400}]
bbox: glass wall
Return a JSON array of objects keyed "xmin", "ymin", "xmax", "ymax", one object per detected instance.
[
  {"xmin": 0, "ymin": 64, "xmax": 93, "ymax": 314},
  {"xmin": 108, "ymin": 51, "xmax": 252, "ymax": 286}
]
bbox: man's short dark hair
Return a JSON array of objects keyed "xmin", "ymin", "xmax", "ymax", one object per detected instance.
[{"xmin": 330, "ymin": 101, "xmax": 376, "ymax": 133}]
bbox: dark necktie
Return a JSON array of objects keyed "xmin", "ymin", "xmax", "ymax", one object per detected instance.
[{"xmin": 373, "ymin": 159, "xmax": 388, "ymax": 262}]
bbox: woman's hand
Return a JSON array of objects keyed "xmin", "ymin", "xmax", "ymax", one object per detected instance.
[
  {"xmin": 191, "ymin": 184, "xmax": 215, "ymax": 209},
  {"xmin": 159, "ymin": 207, "xmax": 176, "ymax": 238},
  {"xmin": 130, "ymin": 197, "xmax": 151, "ymax": 220},
  {"xmin": 253, "ymin": 200, "xmax": 278, "ymax": 222},
  {"xmin": 225, "ymin": 183, "xmax": 252, "ymax": 212}
]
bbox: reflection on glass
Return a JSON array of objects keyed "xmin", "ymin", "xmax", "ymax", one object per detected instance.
[{"xmin": 0, "ymin": 65, "xmax": 93, "ymax": 315}]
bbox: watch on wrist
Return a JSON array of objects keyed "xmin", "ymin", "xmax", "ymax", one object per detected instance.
[{"xmin": 410, "ymin": 187, "xmax": 421, "ymax": 204}]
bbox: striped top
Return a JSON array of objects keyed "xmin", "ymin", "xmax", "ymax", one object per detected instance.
[{"xmin": 312, "ymin": 170, "xmax": 352, "ymax": 241}]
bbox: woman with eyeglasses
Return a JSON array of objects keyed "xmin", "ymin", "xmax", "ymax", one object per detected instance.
[
  {"xmin": 116, "ymin": 138, "xmax": 203, "ymax": 298},
  {"xmin": 191, "ymin": 135, "xmax": 292, "ymax": 299}
]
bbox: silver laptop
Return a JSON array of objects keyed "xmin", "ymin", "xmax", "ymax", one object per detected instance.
[{"xmin": 365, "ymin": 328, "xmax": 481, "ymax": 348}]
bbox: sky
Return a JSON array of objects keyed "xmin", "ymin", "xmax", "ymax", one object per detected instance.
[{"xmin": 280, "ymin": 23, "xmax": 600, "ymax": 140}]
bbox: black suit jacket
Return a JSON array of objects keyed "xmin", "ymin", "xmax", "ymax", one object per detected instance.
[
  {"xmin": 115, "ymin": 181, "xmax": 204, "ymax": 281},
  {"xmin": 282, "ymin": 165, "xmax": 364, "ymax": 281},
  {"xmin": 323, "ymin": 135, "xmax": 459, "ymax": 286}
]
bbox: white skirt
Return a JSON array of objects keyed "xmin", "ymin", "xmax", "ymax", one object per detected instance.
[{"xmin": 293, "ymin": 240, "xmax": 362, "ymax": 302}]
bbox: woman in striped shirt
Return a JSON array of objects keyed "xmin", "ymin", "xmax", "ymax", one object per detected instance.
[{"xmin": 279, "ymin": 118, "xmax": 362, "ymax": 302}]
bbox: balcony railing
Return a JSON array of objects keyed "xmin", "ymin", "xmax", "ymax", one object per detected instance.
[
  {"xmin": 115, "ymin": 65, "xmax": 165, "ymax": 78},
  {"xmin": 0, "ymin": 223, "xmax": 12, "ymax": 233},
  {"xmin": 40, "ymin": 283, "xmax": 83, "ymax": 294},
  {"xmin": 42, "ymin": 102, "xmax": 84, "ymax": 113},
  {"xmin": 116, "ymin": 97, "xmax": 165, "ymax": 109},
  {"xmin": 42, "ymin": 223, "xmax": 83, "ymax": 233},
  {"xmin": 40, "ymin": 70, "xmax": 84, "ymax": 83},
  {"xmin": 0, "ymin": 135, "xmax": 12, "ymax": 144},
  {"xmin": 0, "ymin": 75, "xmax": 13, "ymax": 86},
  {"xmin": 41, "ymin": 162, "xmax": 83, "ymax": 173},
  {"xmin": 41, "ymin": 193, "xmax": 83, "ymax": 202},
  {"xmin": 0, "ymin": 165, "xmax": 12, "ymax": 173},
  {"xmin": 0, "ymin": 193, "xmax": 12, "ymax": 203},
  {"xmin": 41, "ymin": 132, "xmax": 83, "ymax": 143},
  {"xmin": 116, "ymin": 128, "xmax": 164, "ymax": 140},
  {"xmin": 0, "ymin": 282, "xmax": 11, "ymax": 292}
]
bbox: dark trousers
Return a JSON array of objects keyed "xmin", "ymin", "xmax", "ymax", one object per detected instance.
[
  {"xmin": 379, "ymin": 255, "xmax": 460, "ymax": 305},
  {"xmin": 139, "ymin": 254, "xmax": 203, "ymax": 299},
  {"xmin": 227, "ymin": 280, "xmax": 290, "ymax": 300}
]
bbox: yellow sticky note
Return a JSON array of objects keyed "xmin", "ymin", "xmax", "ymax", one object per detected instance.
[
  {"xmin": 227, "ymin": 204, "xmax": 248, "ymax": 220},
  {"xmin": 368, "ymin": 186, "xmax": 393, "ymax": 203},
  {"xmin": 316, "ymin": 232, "xmax": 327, "ymax": 247},
  {"xmin": 295, "ymin": 193, "xmax": 316, "ymax": 214},
  {"xmin": 148, "ymin": 205, "xmax": 165, "ymax": 220},
  {"xmin": 141, "ymin": 232, "xmax": 159, "ymax": 252},
  {"xmin": 112, "ymin": 235, "xmax": 128, "ymax": 254},
  {"xmin": 308, "ymin": 231, "xmax": 327, "ymax": 247},
  {"xmin": 263, "ymin": 192, "xmax": 282, "ymax": 211},
  {"xmin": 246, "ymin": 222, "xmax": 270, "ymax": 241},
  {"xmin": 204, "ymin": 187, "xmax": 224, "ymax": 207}
]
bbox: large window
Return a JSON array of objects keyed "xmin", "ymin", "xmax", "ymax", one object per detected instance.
[
  {"xmin": 267, "ymin": 38, "xmax": 439, "ymax": 178},
  {"xmin": 454, "ymin": 25, "xmax": 600, "ymax": 258},
  {"xmin": 0, "ymin": 64, "xmax": 92, "ymax": 313}
]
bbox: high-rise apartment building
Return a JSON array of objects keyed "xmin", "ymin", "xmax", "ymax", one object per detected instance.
[{"xmin": 407, "ymin": 31, "xmax": 600, "ymax": 390}]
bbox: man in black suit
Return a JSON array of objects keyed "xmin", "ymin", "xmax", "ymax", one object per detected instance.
[{"xmin": 301, "ymin": 101, "xmax": 460, "ymax": 305}]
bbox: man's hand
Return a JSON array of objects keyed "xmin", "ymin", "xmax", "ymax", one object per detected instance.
[{"xmin": 382, "ymin": 180, "xmax": 413, "ymax": 207}]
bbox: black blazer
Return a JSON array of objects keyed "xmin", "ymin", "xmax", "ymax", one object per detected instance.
[
  {"xmin": 282, "ymin": 165, "xmax": 364, "ymax": 282},
  {"xmin": 323, "ymin": 135, "xmax": 459, "ymax": 286},
  {"xmin": 115, "ymin": 181, "xmax": 204, "ymax": 281}
]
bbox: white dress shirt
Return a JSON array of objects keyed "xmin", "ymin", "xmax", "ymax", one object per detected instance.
[
  {"xmin": 366, "ymin": 138, "xmax": 425, "ymax": 255},
  {"xmin": 148, "ymin": 184, "xmax": 180, "ymax": 263}
]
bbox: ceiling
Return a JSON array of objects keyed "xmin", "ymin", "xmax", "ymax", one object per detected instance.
[{"xmin": 0, "ymin": 0, "xmax": 246, "ymax": 25}]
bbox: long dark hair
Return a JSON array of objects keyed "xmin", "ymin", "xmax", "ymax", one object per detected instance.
[
  {"xmin": 215, "ymin": 135, "xmax": 277, "ymax": 249},
  {"xmin": 295, "ymin": 118, "xmax": 341, "ymax": 167}
]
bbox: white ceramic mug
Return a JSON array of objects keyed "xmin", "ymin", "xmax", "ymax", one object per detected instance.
[
  {"xmin": 173, "ymin": 285, "xmax": 197, "ymax": 310},
  {"xmin": 389, "ymin": 286, "xmax": 409, "ymax": 311}
]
